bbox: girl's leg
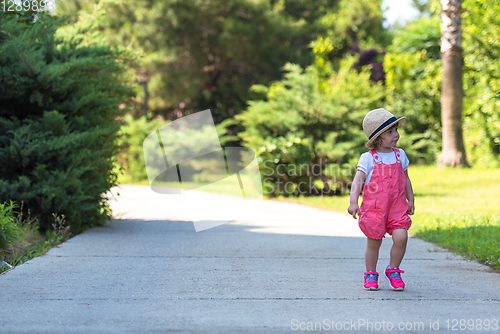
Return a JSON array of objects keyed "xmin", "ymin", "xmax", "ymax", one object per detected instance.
[
  {"xmin": 389, "ymin": 228, "xmax": 408, "ymax": 268},
  {"xmin": 365, "ymin": 237, "xmax": 383, "ymax": 271}
]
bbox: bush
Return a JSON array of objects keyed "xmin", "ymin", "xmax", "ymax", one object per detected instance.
[
  {"xmin": 257, "ymin": 133, "xmax": 316, "ymax": 197},
  {"xmin": 238, "ymin": 56, "xmax": 386, "ymax": 197},
  {"xmin": 0, "ymin": 201, "xmax": 19, "ymax": 250},
  {"xmin": 0, "ymin": 9, "xmax": 136, "ymax": 233}
]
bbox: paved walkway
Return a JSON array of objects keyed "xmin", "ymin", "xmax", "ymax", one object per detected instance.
[{"xmin": 1, "ymin": 185, "xmax": 499, "ymax": 333}]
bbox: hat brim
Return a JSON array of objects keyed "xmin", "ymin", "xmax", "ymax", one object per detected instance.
[{"xmin": 365, "ymin": 117, "xmax": 406, "ymax": 148}]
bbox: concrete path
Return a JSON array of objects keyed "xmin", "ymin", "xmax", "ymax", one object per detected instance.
[{"xmin": 1, "ymin": 185, "xmax": 499, "ymax": 333}]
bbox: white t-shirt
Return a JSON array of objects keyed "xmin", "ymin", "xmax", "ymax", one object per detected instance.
[{"xmin": 357, "ymin": 149, "xmax": 409, "ymax": 184}]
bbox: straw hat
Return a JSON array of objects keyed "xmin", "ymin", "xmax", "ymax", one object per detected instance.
[{"xmin": 363, "ymin": 108, "xmax": 405, "ymax": 148}]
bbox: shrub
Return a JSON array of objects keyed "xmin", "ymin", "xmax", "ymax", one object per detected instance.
[
  {"xmin": 0, "ymin": 201, "xmax": 19, "ymax": 250},
  {"xmin": 257, "ymin": 133, "xmax": 316, "ymax": 197},
  {"xmin": 384, "ymin": 50, "xmax": 442, "ymax": 164},
  {"xmin": 238, "ymin": 56, "xmax": 386, "ymax": 197},
  {"xmin": 0, "ymin": 8, "xmax": 136, "ymax": 233},
  {"xmin": 461, "ymin": 0, "xmax": 500, "ymax": 167}
]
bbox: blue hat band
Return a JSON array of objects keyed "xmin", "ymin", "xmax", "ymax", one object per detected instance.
[{"xmin": 369, "ymin": 116, "xmax": 398, "ymax": 140}]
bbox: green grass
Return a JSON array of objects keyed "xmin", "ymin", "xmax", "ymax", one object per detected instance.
[
  {"xmin": 407, "ymin": 166, "xmax": 500, "ymax": 268},
  {"xmin": 1, "ymin": 211, "xmax": 70, "ymax": 274},
  {"xmin": 121, "ymin": 165, "xmax": 500, "ymax": 268}
]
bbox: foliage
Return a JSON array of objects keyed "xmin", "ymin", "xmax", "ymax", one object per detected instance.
[
  {"xmin": 313, "ymin": 0, "xmax": 391, "ymax": 83},
  {"xmin": 461, "ymin": 0, "xmax": 500, "ymax": 166},
  {"xmin": 0, "ymin": 8, "xmax": 136, "ymax": 233},
  {"xmin": 388, "ymin": 15, "xmax": 441, "ymax": 60},
  {"xmin": 318, "ymin": 0, "xmax": 390, "ymax": 56},
  {"xmin": 115, "ymin": 115, "xmax": 167, "ymax": 183},
  {"xmin": 0, "ymin": 208, "xmax": 71, "ymax": 273},
  {"xmin": 382, "ymin": 5, "xmax": 500, "ymax": 166},
  {"xmin": 257, "ymin": 133, "xmax": 315, "ymax": 196},
  {"xmin": 238, "ymin": 55, "xmax": 386, "ymax": 196},
  {"xmin": 54, "ymin": 0, "xmax": 341, "ymax": 125},
  {"xmin": 0, "ymin": 201, "xmax": 19, "ymax": 250},
  {"xmin": 384, "ymin": 4, "xmax": 500, "ymax": 167},
  {"xmin": 384, "ymin": 53, "xmax": 442, "ymax": 163},
  {"xmin": 238, "ymin": 18, "xmax": 445, "ymax": 197}
]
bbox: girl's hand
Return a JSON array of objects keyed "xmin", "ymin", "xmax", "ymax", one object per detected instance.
[
  {"xmin": 407, "ymin": 200, "xmax": 415, "ymax": 215},
  {"xmin": 347, "ymin": 203, "xmax": 360, "ymax": 219}
]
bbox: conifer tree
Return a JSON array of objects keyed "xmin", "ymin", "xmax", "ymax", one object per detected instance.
[{"xmin": 0, "ymin": 6, "xmax": 136, "ymax": 232}]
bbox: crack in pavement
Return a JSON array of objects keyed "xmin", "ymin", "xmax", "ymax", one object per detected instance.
[{"xmin": 5, "ymin": 297, "xmax": 500, "ymax": 302}]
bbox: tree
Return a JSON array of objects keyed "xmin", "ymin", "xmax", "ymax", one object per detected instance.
[
  {"xmin": 0, "ymin": 7, "xmax": 136, "ymax": 232},
  {"xmin": 438, "ymin": 0, "xmax": 468, "ymax": 166},
  {"xmin": 318, "ymin": 0, "xmax": 390, "ymax": 59},
  {"xmin": 54, "ymin": 0, "xmax": 340, "ymax": 125}
]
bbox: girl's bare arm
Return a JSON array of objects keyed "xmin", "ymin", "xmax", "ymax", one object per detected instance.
[
  {"xmin": 347, "ymin": 170, "xmax": 366, "ymax": 219},
  {"xmin": 404, "ymin": 169, "xmax": 415, "ymax": 215}
]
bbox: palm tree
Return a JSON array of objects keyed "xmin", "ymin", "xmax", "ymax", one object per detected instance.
[{"xmin": 438, "ymin": 0, "xmax": 468, "ymax": 167}]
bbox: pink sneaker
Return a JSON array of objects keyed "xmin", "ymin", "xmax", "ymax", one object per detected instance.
[
  {"xmin": 385, "ymin": 266, "xmax": 405, "ymax": 290},
  {"xmin": 363, "ymin": 271, "xmax": 379, "ymax": 290}
]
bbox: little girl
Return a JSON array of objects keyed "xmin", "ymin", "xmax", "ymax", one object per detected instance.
[{"xmin": 347, "ymin": 108, "xmax": 415, "ymax": 291}]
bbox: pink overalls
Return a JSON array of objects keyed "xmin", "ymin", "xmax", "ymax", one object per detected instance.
[{"xmin": 359, "ymin": 148, "xmax": 412, "ymax": 239}]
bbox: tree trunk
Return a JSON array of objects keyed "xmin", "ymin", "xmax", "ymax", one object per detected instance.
[{"xmin": 438, "ymin": 0, "xmax": 469, "ymax": 167}]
